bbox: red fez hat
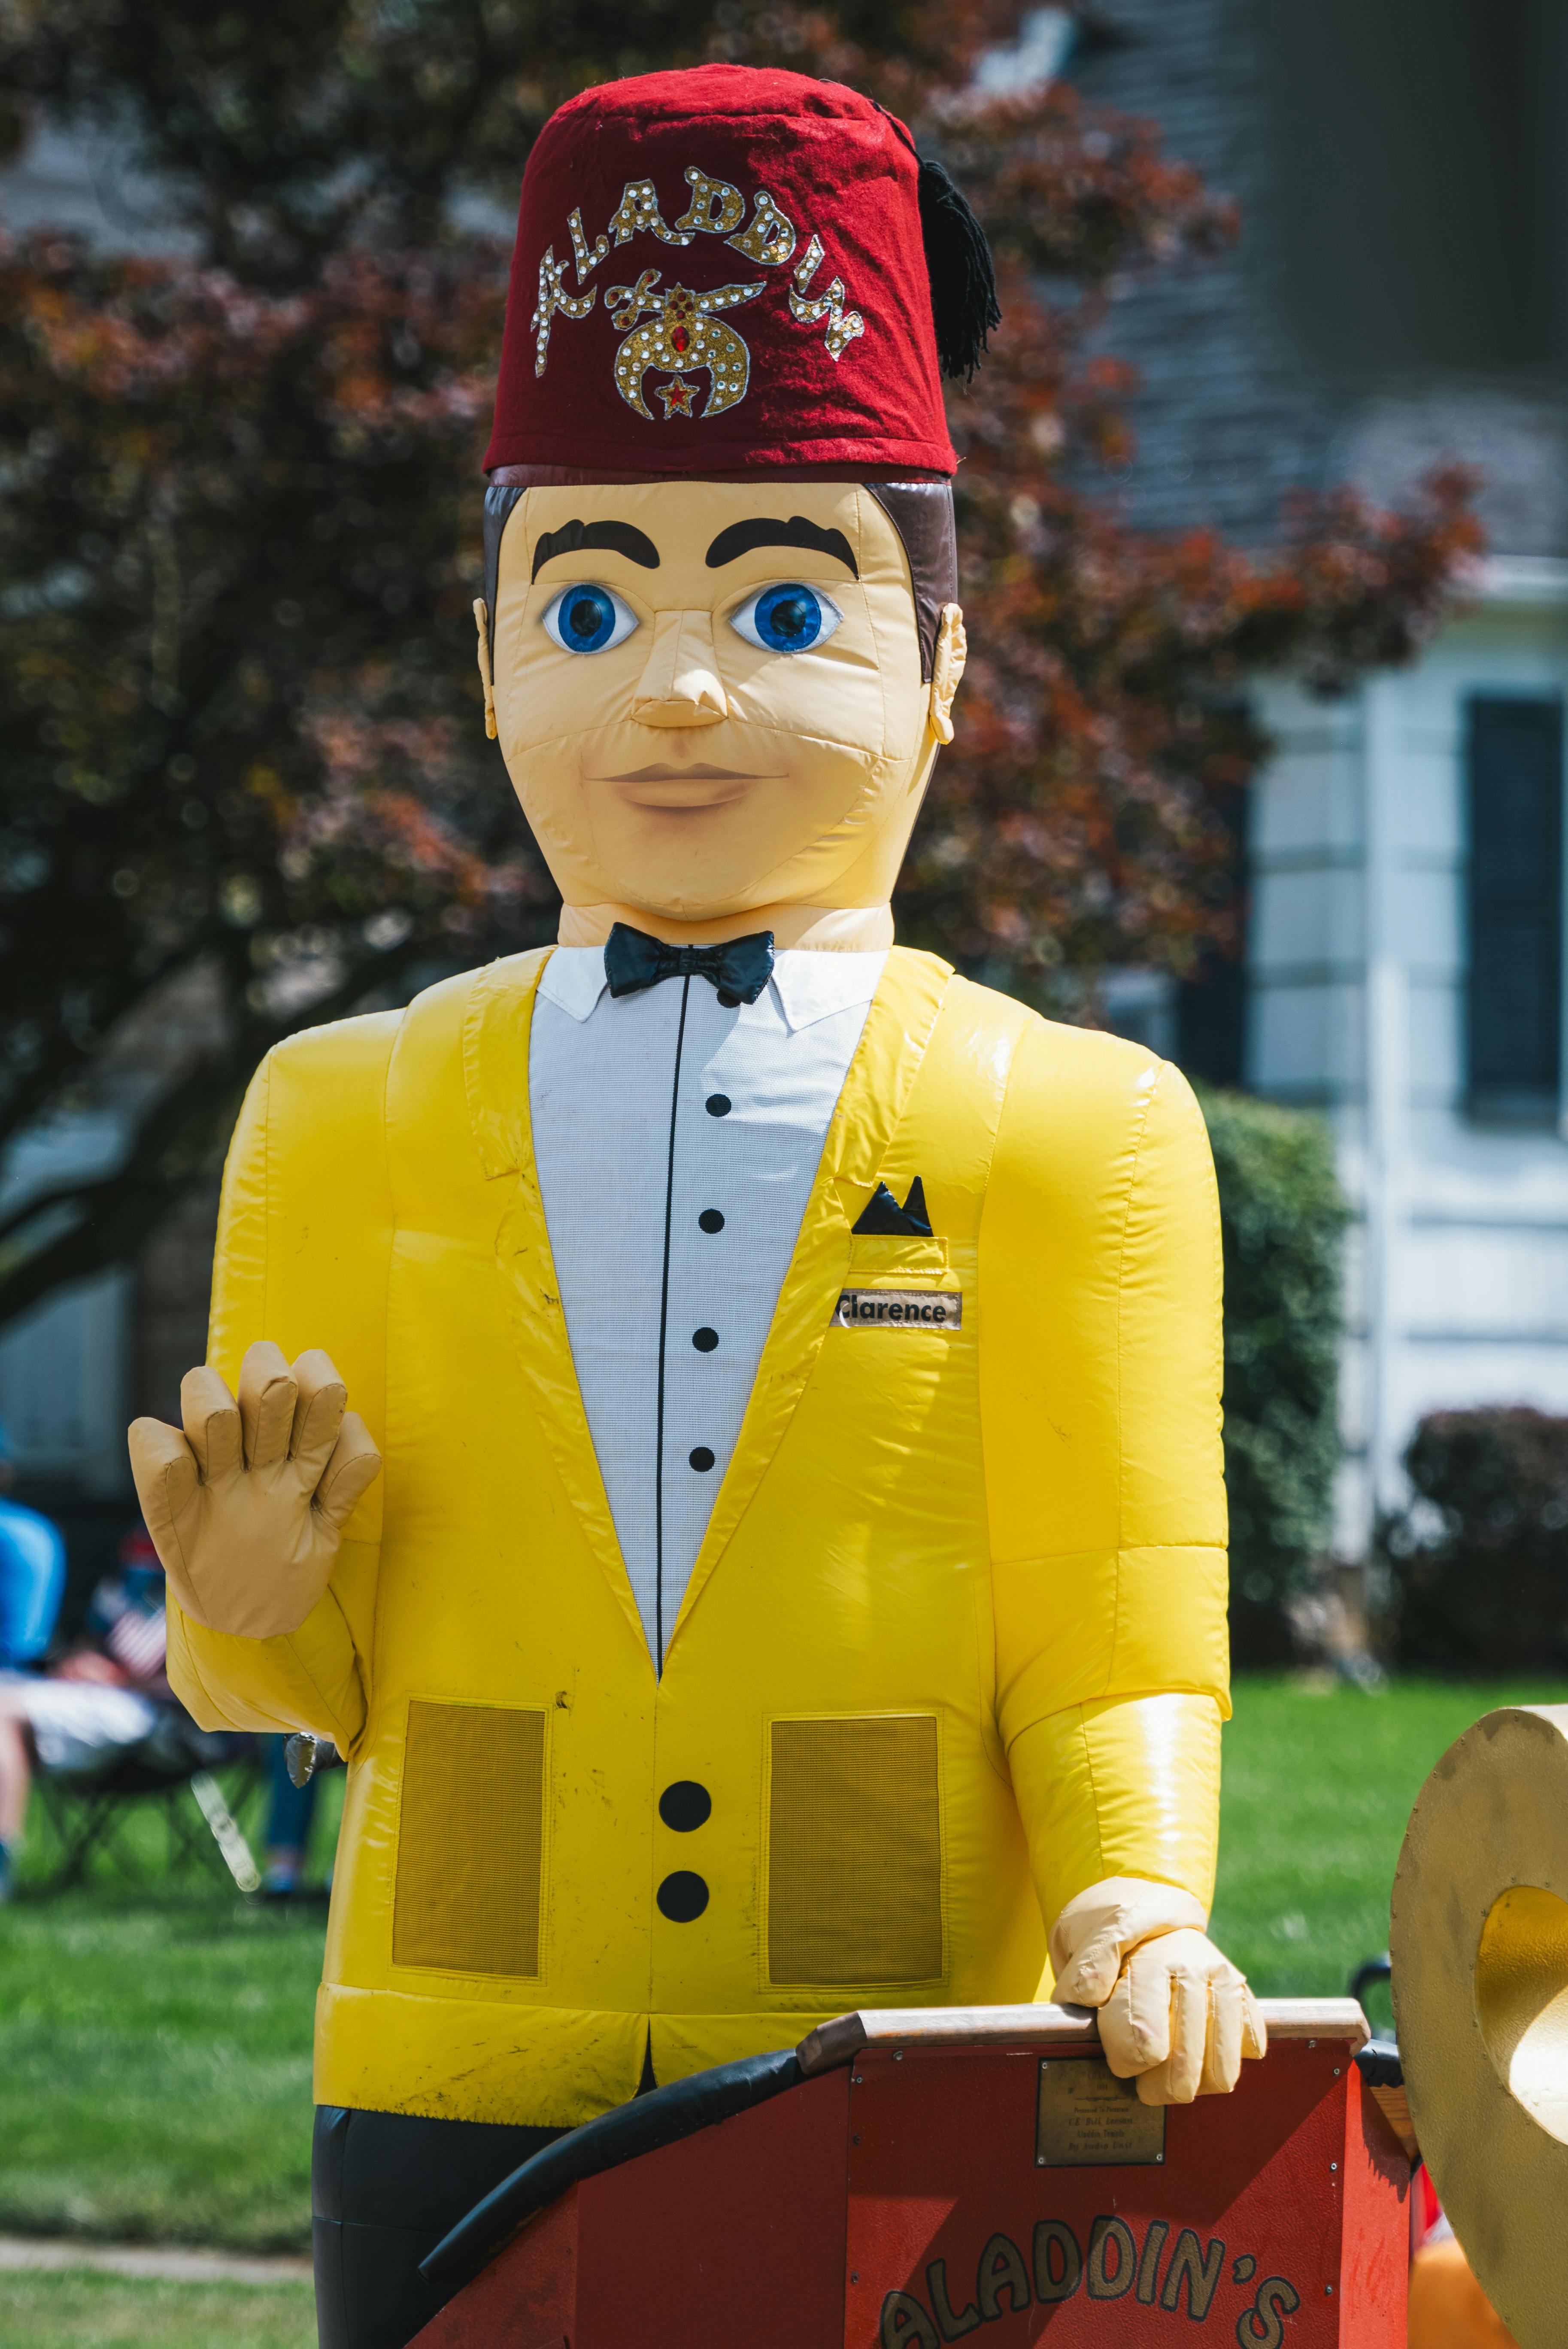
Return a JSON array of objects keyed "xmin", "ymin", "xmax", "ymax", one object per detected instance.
[{"xmin": 484, "ymin": 65, "xmax": 996, "ymax": 479}]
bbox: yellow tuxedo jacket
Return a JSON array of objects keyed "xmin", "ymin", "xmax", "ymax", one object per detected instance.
[{"xmin": 167, "ymin": 946, "xmax": 1229, "ymax": 2127}]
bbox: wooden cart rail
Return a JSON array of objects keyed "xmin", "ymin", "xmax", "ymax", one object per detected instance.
[{"xmin": 797, "ymin": 1995, "xmax": 1371, "ymax": 2075}]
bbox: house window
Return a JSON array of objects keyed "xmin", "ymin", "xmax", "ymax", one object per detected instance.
[
  {"xmin": 1466, "ymin": 695, "xmax": 1564, "ymax": 1123},
  {"xmin": 1176, "ymin": 776, "xmax": 1250, "ymax": 1090},
  {"xmin": 1175, "ymin": 948, "xmax": 1247, "ymax": 1088}
]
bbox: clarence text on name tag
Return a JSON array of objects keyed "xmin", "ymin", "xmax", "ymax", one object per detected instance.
[{"xmin": 832, "ymin": 1288, "xmax": 961, "ymax": 1331}]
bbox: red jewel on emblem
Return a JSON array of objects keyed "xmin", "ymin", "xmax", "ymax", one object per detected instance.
[{"xmin": 671, "ymin": 325, "xmax": 691, "ymax": 355}]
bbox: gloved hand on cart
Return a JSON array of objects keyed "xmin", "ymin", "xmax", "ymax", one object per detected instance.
[{"xmin": 1050, "ymin": 1876, "xmax": 1268, "ymax": 2106}]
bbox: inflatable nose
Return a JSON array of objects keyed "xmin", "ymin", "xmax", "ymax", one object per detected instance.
[{"xmin": 631, "ymin": 610, "xmax": 728, "ymax": 728}]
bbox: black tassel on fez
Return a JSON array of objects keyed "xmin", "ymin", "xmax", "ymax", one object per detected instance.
[{"xmin": 916, "ymin": 153, "xmax": 1002, "ymax": 382}]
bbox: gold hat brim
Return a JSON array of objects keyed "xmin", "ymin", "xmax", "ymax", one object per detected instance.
[{"xmin": 1392, "ymin": 1703, "xmax": 1568, "ymax": 2348}]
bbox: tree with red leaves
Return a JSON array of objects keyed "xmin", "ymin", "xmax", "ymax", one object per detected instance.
[{"xmin": 0, "ymin": 2, "xmax": 1480, "ymax": 1330}]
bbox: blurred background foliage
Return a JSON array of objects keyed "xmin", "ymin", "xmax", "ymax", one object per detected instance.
[
  {"xmin": 1381, "ymin": 1406, "xmax": 1568, "ymax": 1671},
  {"xmin": 0, "ymin": 0, "xmax": 1479, "ymax": 1339},
  {"xmin": 1200, "ymin": 1089, "xmax": 1347, "ymax": 1660}
]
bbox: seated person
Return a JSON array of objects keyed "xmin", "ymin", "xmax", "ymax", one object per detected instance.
[
  {"xmin": 0, "ymin": 1420, "xmax": 66, "ymax": 1675},
  {"xmin": 261, "ymin": 1731, "xmax": 328, "ymax": 1900},
  {"xmin": 0, "ymin": 1527, "xmax": 170, "ymax": 1898}
]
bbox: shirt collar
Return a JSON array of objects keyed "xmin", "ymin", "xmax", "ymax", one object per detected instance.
[
  {"xmin": 768, "ymin": 948, "xmax": 888, "ymax": 1031},
  {"xmin": 537, "ymin": 944, "xmax": 889, "ymax": 1032},
  {"xmin": 537, "ymin": 946, "xmax": 611, "ymax": 1023}
]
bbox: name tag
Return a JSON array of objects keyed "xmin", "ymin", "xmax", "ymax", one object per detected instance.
[{"xmin": 832, "ymin": 1288, "xmax": 961, "ymax": 1331}]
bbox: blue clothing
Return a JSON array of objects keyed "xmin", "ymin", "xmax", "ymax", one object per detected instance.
[
  {"xmin": 0, "ymin": 1498, "xmax": 65, "ymax": 1669},
  {"xmin": 266, "ymin": 1733, "xmax": 319, "ymax": 1851}
]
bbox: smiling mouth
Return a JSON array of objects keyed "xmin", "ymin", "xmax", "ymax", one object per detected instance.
[
  {"xmin": 599, "ymin": 763, "xmax": 781, "ymax": 783},
  {"xmin": 596, "ymin": 761, "xmax": 784, "ymax": 810}
]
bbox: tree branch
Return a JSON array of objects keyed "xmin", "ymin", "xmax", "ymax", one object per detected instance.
[{"xmin": 0, "ymin": 944, "xmax": 421, "ymax": 1336}]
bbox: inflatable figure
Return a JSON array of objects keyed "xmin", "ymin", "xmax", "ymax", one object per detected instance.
[{"xmin": 128, "ymin": 64, "xmax": 1262, "ymax": 2349}]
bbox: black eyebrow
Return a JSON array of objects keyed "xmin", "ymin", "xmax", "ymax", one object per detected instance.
[
  {"xmin": 532, "ymin": 519, "xmax": 660, "ymax": 582},
  {"xmin": 704, "ymin": 516, "xmax": 858, "ymax": 578}
]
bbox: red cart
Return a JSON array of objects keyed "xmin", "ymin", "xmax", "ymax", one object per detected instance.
[{"xmin": 416, "ymin": 1998, "xmax": 1407, "ymax": 2349}]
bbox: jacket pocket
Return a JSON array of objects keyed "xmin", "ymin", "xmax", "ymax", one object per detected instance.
[
  {"xmin": 845, "ymin": 1234, "xmax": 951, "ymax": 1282},
  {"xmin": 765, "ymin": 1712, "xmax": 944, "ymax": 1987},
  {"xmin": 392, "ymin": 1699, "xmax": 546, "ymax": 1978}
]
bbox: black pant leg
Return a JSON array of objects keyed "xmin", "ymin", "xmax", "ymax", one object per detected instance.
[{"xmin": 312, "ymin": 2105, "xmax": 566, "ymax": 2349}]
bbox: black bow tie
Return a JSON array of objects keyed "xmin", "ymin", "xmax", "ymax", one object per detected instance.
[{"xmin": 603, "ymin": 923, "xmax": 775, "ymax": 1008}]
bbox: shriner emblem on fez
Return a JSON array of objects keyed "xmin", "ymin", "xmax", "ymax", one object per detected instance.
[
  {"xmin": 608, "ymin": 273, "xmax": 762, "ymax": 421},
  {"xmin": 530, "ymin": 165, "xmax": 865, "ymax": 422}
]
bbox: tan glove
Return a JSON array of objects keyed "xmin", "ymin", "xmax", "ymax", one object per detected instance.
[
  {"xmin": 1049, "ymin": 1874, "xmax": 1267, "ymax": 2106},
  {"xmin": 128, "ymin": 1342, "xmax": 382, "ymax": 1641}
]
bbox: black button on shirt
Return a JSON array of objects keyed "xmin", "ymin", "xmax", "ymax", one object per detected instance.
[
  {"xmin": 705, "ymin": 1094, "xmax": 732, "ymax": 1118},
  {"xmin": 692, "ymin": 1327, "xmax": 719, "ymax": 1353},
  {"xmin": 698, "ymin": 1209, "xmax": 725, "ymax": 1233},
  {"xmin": 659, "ymin": 1781, "xmax": 712, "ymax": 1831},
  {"xmin": 657, "ymin": 1870, "xmax": 710, "ymax": 1922},
  {"xmin": 689, "ymin": 1447, "xmax": 715, "ymax": 1472}
]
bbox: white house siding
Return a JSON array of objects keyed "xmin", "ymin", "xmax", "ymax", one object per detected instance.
[
  {"xmin": 1062, "ymin": 0, "xmax": 1568, "ymax": 1561},
  {"xmin": 1249, "ymin": 564, "xmax": 1568, "ymax": 1553}
]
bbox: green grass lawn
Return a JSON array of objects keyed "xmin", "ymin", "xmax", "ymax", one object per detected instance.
[
  {"xmin": 0, "ymin": 1675, "xmax": 1562, "ymax": 2267},
  {"xmin": 1210, "ymin": 1672, "xmax": 1568, "ymax": 2026},
  {"xmin": 0, "ymin": 2268, "xmax": 315, "ymax": 2349},
  {"xmin": 0, "ymin": 1762, "xmax": 342, "ymax": 2253}
]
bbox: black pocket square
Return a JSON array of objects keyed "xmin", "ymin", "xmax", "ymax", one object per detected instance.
[{"xmin": 852, "ymin": 1176, "xmax": 933, "ymax": 1238}]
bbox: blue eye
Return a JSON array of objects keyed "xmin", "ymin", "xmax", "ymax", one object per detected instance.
[
  {"xmin": 542, "ymin": 581, "xmax": 638, "ymax": 655},
  {"xmin": 730, "ymin": 581, "xmax": 842, "ymax": 655}
]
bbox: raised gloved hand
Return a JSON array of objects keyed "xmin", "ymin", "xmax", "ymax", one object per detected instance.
[
  {"xmin": 1049, "ymin": 1875, "xmax": 1267, "ymax": 2106},
  {"xmin": 128, "ymin": 1341, "xmax": 382, "ymax": 1641}
]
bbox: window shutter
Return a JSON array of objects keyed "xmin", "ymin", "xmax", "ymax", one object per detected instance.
[{"xmin": 1467, "ymin": 696, "xmax": 1564, "ymax": 1119}]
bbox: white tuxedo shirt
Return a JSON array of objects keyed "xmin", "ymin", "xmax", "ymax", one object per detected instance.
[{"xmin": 529, "ymin": 945, "xmax": 886, "ymax": 1665}]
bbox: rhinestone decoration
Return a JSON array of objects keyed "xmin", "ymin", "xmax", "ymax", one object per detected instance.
[
  {"xmin": 608, "ymin": 276, "xmax": 764, "ymax": 420},
  {"xmin": 530, "ymin": 164, "xmax": 863, "ymax": 398},
  {"xmin": 530, "ymin": 246, "xmax": 597, "ymax": 377},
  {"xmin": 789, "ymin": 233, "xmax": 864, "ymax": 361},
  {"xmin": 725, "ymin": 188, "xmax": 798, "ymax": 268},
  {"xmin": 567, "ymin": 206, "xmax": 610, "ymax": 285},
  {"xmin": 673, "ymin": 167, "xmax": 746, "ymax": 238},
  {"xmin": 606, "ymin": 179, "xmax": 693, "ymax": 248}
]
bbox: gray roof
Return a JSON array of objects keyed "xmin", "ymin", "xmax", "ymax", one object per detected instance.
[{"xmin": 1068, "ymin": 0, "xmax": 1568, "ymax": 556}]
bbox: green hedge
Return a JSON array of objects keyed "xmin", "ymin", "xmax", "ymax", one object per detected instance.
[
  {"xmin": 1383, "ymin": 1407, "xmax": 1568, "ymax": 1669},
  {"xmin": 1196, "ymin": 1088, "xmax": 1347, "ymax": 1659}
]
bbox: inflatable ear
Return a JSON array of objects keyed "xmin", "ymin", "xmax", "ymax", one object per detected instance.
[
  {"xmin": 473, "ymin": 598, "xmax": 497, "ymax": 740},
  {"xmin": 929, "ymin": 604, "xmax": 967, "ymax": 746}
]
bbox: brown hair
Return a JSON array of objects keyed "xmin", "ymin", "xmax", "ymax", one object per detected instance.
[{"xmin": 482, "ymin": 466, "xmax": 955, "ymax": 682}]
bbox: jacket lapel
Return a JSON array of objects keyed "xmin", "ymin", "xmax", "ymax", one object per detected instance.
[
  {"xmin": 463, "ymin": 949, "xmax": 653, "ymax": 1669},
  {"xmin": 463, "ymin": 943, "xmax": 955, "ymax": 1673},
  {"xmin": 664, "ymin": 945, "xmax": 954, "ymax": 1659}
]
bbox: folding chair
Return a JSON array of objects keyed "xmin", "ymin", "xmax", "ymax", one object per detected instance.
[{"xmin": 32, "ymin": 1730, "xmax": 263, "ymax": 1893}]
